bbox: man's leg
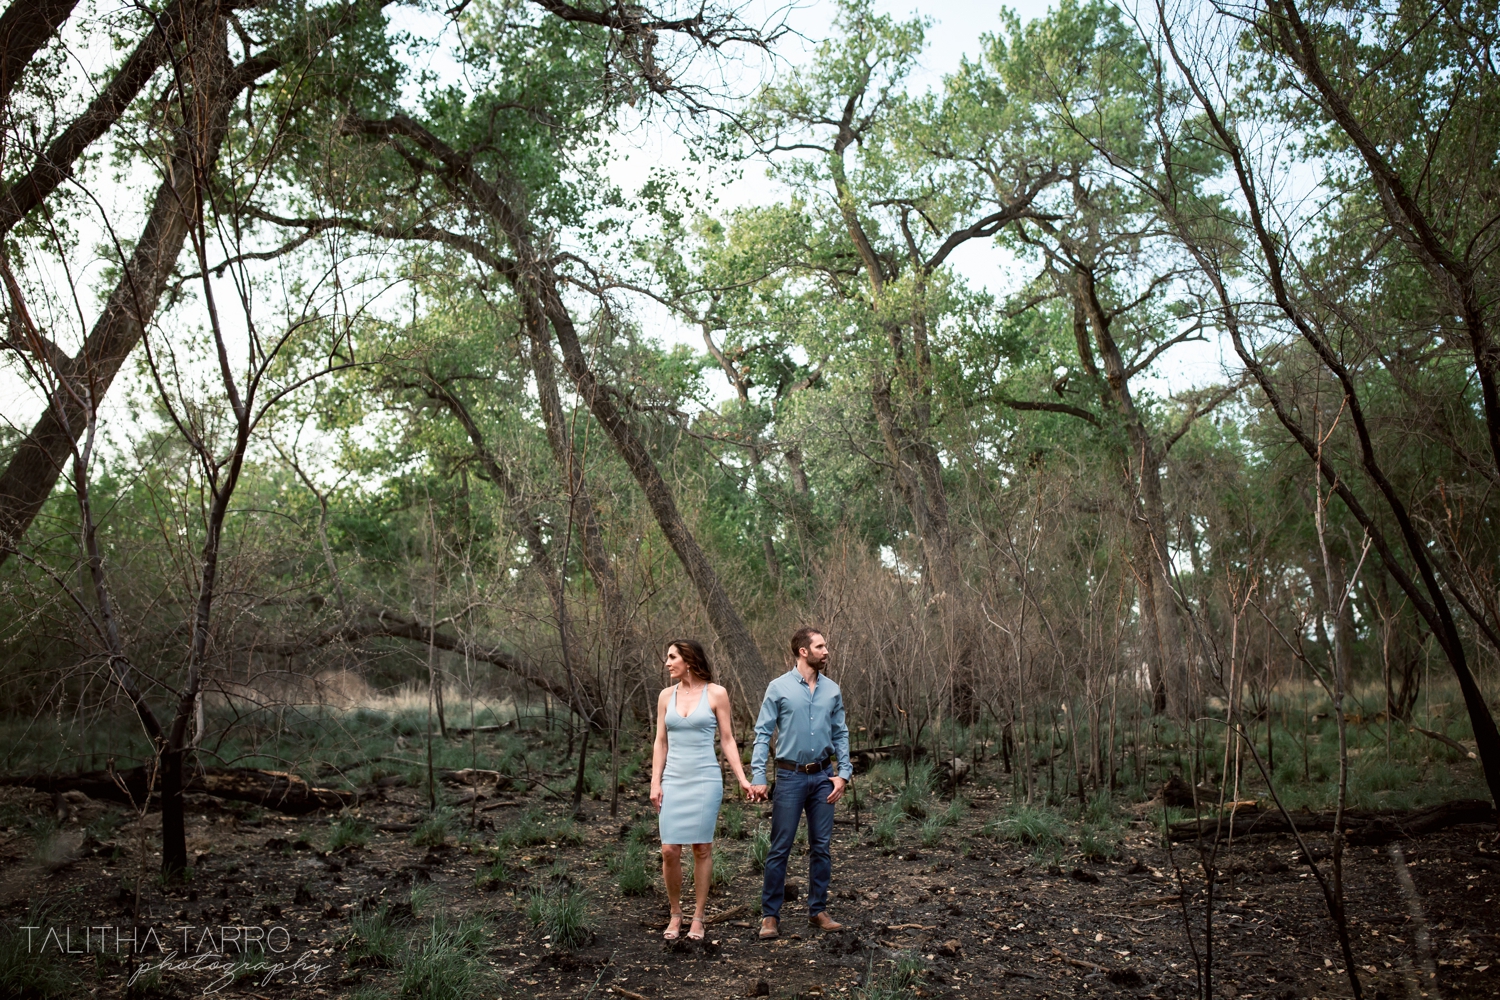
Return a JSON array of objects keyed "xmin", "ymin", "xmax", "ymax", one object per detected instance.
[
  {"xmin": 761, "ymin": 771, "xmax": 801, "ymax": 921},
  {"xmin": 804, "ymin": 768, "xmax": 835, "ymax": 918}
]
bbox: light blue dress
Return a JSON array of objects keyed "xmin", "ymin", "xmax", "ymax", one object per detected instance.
[{"xmin": 659, "ymin": 684, "xmax": 723, "ymax": 845}]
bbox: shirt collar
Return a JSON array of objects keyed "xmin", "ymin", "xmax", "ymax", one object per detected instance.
[{"xmin": 790, "ymin": 667, "xmax": 823, "ymax": 688}]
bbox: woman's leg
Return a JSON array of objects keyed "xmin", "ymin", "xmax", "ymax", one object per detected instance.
[
  {"xmin": 690, "ymin": 842, "xmax": 713, "ymax": 932},
  {"xmin": 661, "ymin": 843, "xmax": 684, "ymax": 936}
]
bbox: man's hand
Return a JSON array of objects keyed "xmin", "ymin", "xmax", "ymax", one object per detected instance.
[
  {"xmin": 826, "ymin": 775, "xmax": 847, "ymax": 804},
  {"xmin": 749, "ymin": 784, "xmax": 768, "ymax": 802}
]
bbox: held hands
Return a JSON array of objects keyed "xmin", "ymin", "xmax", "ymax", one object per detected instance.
[
  {"xmin": 826, "ymin": 775, "xmax": 848, "ymax": 804},
  {"xmin": 748, "ymin": 784, "xmax": 768, "ymax": 803},
  {"xmin": 650, "ymin": 783, "xmax": 663, "ymax": 812},
  {"xmin": 738, "ymin": 778, "xmax": 754, "ymax": 799}
]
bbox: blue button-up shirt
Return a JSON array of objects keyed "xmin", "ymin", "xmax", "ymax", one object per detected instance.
[{"xmin": 750, "ymin": 669, "xmax": 853, "ymax": 783}]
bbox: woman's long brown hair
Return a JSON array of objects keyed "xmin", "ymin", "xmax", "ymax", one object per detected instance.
[{"xmin": 666, "ymin": 638, "xmax": 712, "ymax": 683}]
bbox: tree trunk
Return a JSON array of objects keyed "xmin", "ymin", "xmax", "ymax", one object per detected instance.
[
  {"xmin": 0, "ymin": 0, "xmax": 223, "ymax": 561},
  {"xmin": 427, "ymin": 381, "xmax": 597, "ymax": 722},
  {"xmin": 538, "ymin": 273, "xmax": 769, "ymax": 680},
  {"xmin": 349, "ymin": 113, "xmax": 770, "ymax": 681},
  {"xmin": 159, "ymin": 749, "xmax": 188, "ymax": 876},
  {"xmin": 519, "ymin": 294, "xmax": 634, "ymax": 665},
  {"xmin": 1075, "ymin": 268, "xmax": 1187, "ymax": 716},
  {"xmin": 0, "ymin": 0, "xmax": 79, "ymax": 108}
]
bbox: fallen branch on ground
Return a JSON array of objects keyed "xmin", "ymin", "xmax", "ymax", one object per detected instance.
[
  {"xmin": 2, "ymin": 766, "xmax": 355, "ymax": 814},
  {"xmin": 1167, "ymin": 798, "xmax": 1496, "ymax": 844}
]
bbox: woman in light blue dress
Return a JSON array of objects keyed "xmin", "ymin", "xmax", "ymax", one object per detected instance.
[{"xmin": 649, "ymin": 639, "xmax": 752, "ymax": 941}]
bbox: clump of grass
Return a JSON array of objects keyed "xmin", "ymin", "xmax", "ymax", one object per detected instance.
[
  {"xmin": 498, "ymin": 806, "xmax": 581, "ymax": 849},
  {"xmin": 1079, "ymin": 792, "xmax": 1122, "ymax": 860},
  {"xmin": 347, "ymin": 899, "xmax": 410, "ymax": 967},
  {"xmin": 750, "ymin": 829, "xmax": 771, "ymax": 871},
  {"xmin": 855, "ymin": 952, "xmax": 924, "ymax": 1000},
  {"xmin": 872, "ymin": 805, "xmax": 901, "ymax": 847},
  {"xmin": 398, "ymin": 916, "xmax": 487, "ymax": 1000},
  {"xmin": 918, "ymin": 796, "xmax": 964, "ymax": 845},
  {"xmin": 707, "ymin": 849, "xmax": 739, "ymax": 891},
  {"xmin": 919, "ymin": 816, "xmax": 945, "ymax": 847},
  {"xmin": 548, "ymin": 817, "xmax": 585, "ymax": 846},
  {"xmin": 895, "ymin": 762, "xmax": 934, "ymax": 818},
  {"xmin": 0, "ymin": 906, "xmax": 75, "ymax": 999},
  {"xmin": 625, "ymin": 819, "xmax": 656, "ymax": 845},
  {"xmin": 328, "ymin": 816, "xmax": 372, "ymax": 852},
  {"xmin": 612, "ymin": 841, "xmax": 653, "ymax": 896},
  {"xmin": 410, "ymin": 811, "xmax": 451, "ymax": 849},
  {"xmin": 474, "ymin": 857, "xmax": 513, "ymax": 892},
  {"xmin": 526, "ymin": 881, "xmax": 591, "ymax": 949},
  {"xmin": 719, "ymin": 800, "xmax": 746, "ymax": 840},
  {"xmin": 994, "ymin": 804, "xmax": 1067, "ymax": 851}
]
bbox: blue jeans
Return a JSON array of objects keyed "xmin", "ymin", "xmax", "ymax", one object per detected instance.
[{"xmin": 761, "ymin": 766, "xmax": 834, "ymax": 919}]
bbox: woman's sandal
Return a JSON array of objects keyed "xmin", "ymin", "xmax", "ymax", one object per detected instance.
[
  {"xmin": 687, "ymin": 917, "xmax": 706, "ymax": 942},
  {"xmin": 663, "ymin": 914, "xmax": 683, "ymax": 941}
]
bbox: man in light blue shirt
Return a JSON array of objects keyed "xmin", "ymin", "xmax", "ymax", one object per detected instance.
[{"xmin": 749, "ymin": 627, "xmax": 852, "ymax": 938}]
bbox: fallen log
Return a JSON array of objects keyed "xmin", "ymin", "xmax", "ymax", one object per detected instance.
[
  {"xmin": 850, "ymin": 744, "xmax": 909, "ymax": 773},
  {"xmin": 2, "ymin": 766, "xmax": 355, "ymax": 814},
  {"xmin": 1167, "ymin": 798, "xmax": 1496, "ymax": 844}
]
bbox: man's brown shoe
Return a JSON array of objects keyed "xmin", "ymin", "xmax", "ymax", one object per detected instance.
[
  {"xmin": 809, "ymin": 913, "xmax": 843, "ymax": 931},
  {"xmin": 758, "ymin": 917, "xmax": 779, "ymax": 940}
]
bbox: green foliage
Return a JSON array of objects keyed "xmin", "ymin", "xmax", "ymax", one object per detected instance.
[
  {"xmin": 919, "ymin": 797, "xmax": 964, "ymax": 846},
  {"xmin": 497, "ymin": 807, "xmax": 582, "ymax": 850},
  {"xmin": 750, "ymin": 829, "xmax": 771, "ymax": 871},
  {"xmin": 854, "ymin": 952, "xmax": 925, "ymax": 1000},
  {"xmin": 328, "ymin": 816, "xmax": 372, "ymax": 852},
  {"xmin": 718, "ymin": 800, "xmax": 747, "ymax": 840},
  {"xmin": 992, "ymin": 804, "xmax": 1068, "ymax": 851},
  {"xmin": 348, "ymin": 899, "xmax": 411, "ymax": 968},
  {"xmin": 475, "ymin": 857, "xmax": 514, "ymax": 892},
  {"xmin": 896, "ymin": 762, "xmax": 934, "ymax": 819},
  {"xmin": 0, "ymin": 907, "xmax": 75, "ymax": 999},
  {"xmin": 707, "ymin": 849, "xmax": 738, "ymax": 891},
  {"xmin": 526, "ymin": 881, "xmax": 591, "ymax": 949},
  {"xmin": 612, "ymin": 841, "xmax": 653, "ymax": 896},
  {"xmin": 872, "ymin": 806, "xmax": 901, "ymax": 848},
  {"xmin": 410, "ymin": 811, "xmax": 452, "ymax": 848},
  {"xmin": 397, "ymin": 917, "xmax": 488, "ymax": 1000}
]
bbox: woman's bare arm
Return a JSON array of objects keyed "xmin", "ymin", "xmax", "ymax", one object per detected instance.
[
  {"xmin": 712, "ymin": 685, "xmax": 752, "ymax": 792},
  {"xmin": 650, "ymin": 687, "xmax": 671, "ymax": 810}
]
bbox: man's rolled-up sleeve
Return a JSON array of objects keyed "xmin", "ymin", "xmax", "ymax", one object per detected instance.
[
  {"xmin": 750, "ymin": 684, "xmax": 778, "ymax": 784},
  {"xmin": 831, "ymin": 690, "xmax": 852, "ymax": 781}
]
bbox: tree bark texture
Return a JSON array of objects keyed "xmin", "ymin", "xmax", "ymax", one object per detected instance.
[
  {"xmin": 0, "ymin": 3, "xmax": 233, "ymax": 563},
  {"xmin": 0, "ymin": 0, "xmax": 79, "ymax": 108}
]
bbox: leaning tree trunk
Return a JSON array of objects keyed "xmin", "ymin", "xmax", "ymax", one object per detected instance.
[
  {"xmin": 519, "ymin": 292, "xmax": 637, "ymax": 669},
  {"xmin": 427, "ymin": 381, "xmax": 599, "ymax": 724},
  {"xmin": 536, "ymin": 272, "xmax": 768, "ymax": 681},
  {"xmin": 0, "ymin": 0, "xmax": 80, "ymax": 109},
  {"xmin": 349, "ymin": 114, "xmax": 769, "ymax": 682},
  {"xmin": 0, "ymin": 0, "xmax": 202, "ymax": 559},
  {"xmin": 1076, "ymin": 268, "xmax": 1188, "ymax": 716}
]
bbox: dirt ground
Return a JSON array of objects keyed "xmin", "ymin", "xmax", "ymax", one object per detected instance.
[{"xmin": 2, "ymin": 779, "xmax": 1498, "ymax": 999}]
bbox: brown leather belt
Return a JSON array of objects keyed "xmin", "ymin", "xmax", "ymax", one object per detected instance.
[{"xmin": 776, "ymin": 757, "xmax": 834, "ymax": 774}]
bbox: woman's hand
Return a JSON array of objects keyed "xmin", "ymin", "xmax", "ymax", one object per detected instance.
[
  {"xmin": 738, "ymin": 778, "xmax": 753, "ymax": 799},
  {"xmin": 650, "ymin": 783, "xmax": 664, "ymax": 811}
]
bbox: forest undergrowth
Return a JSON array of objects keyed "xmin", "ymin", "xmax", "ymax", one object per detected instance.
[{"xmin": 0, "ymin": 680, "xmax": 1493, "ymax": 999}]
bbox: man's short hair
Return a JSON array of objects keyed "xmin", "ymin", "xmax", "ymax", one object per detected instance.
[{"xmin": 790, "ymin": 626, "xmax": 824, "ymax": 662}]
